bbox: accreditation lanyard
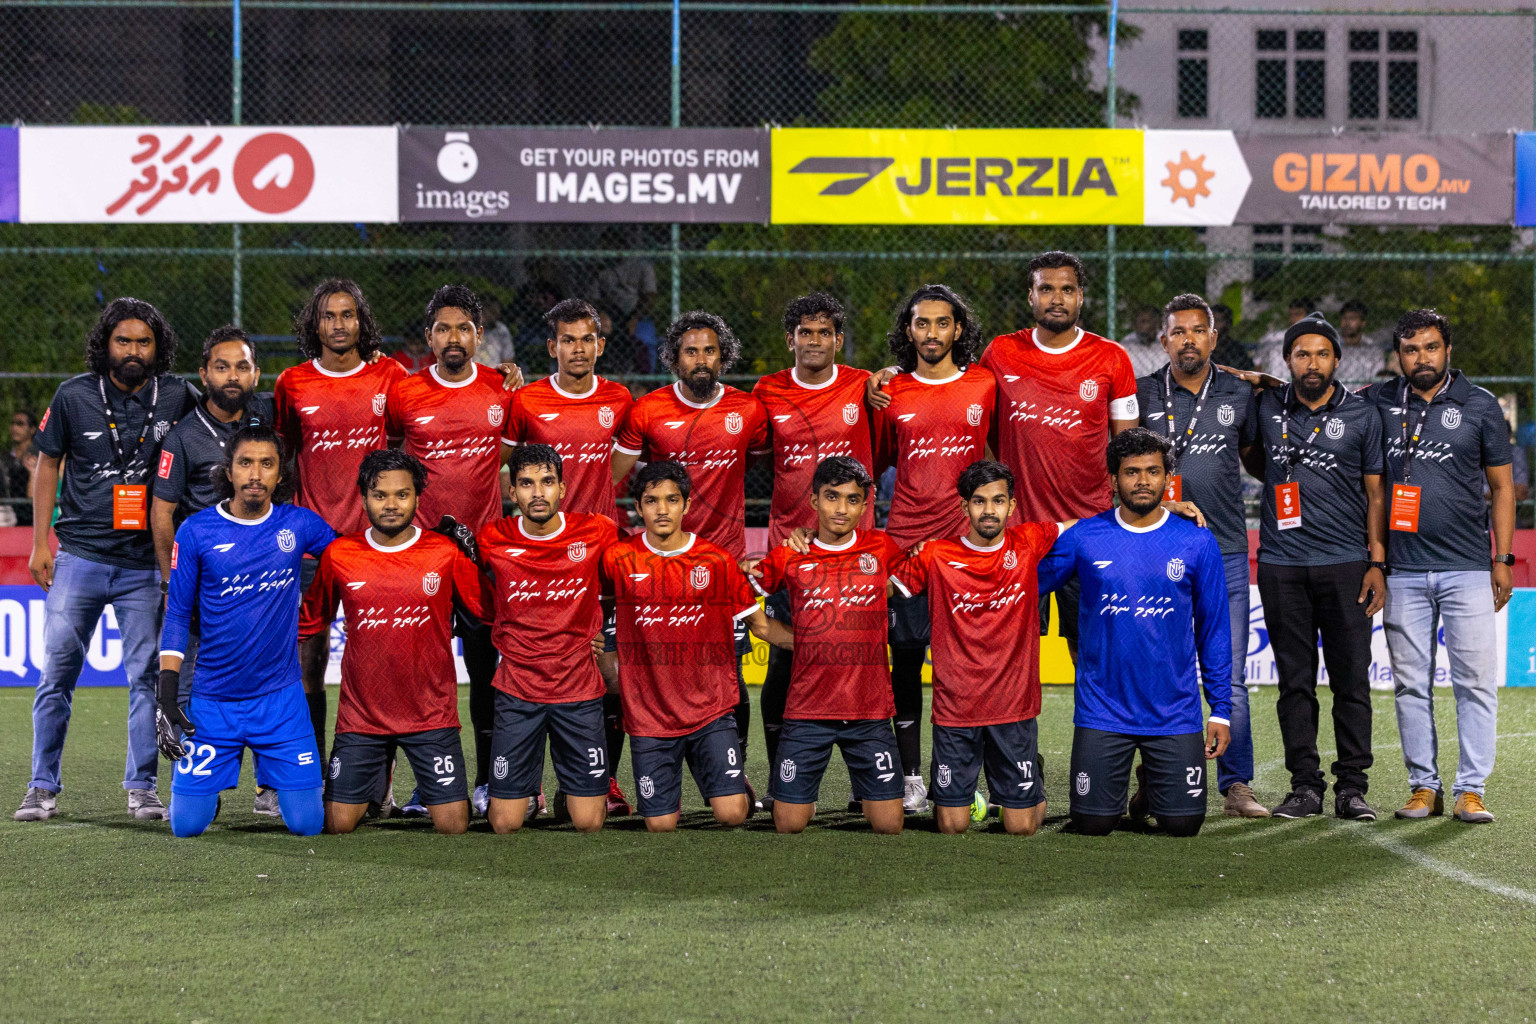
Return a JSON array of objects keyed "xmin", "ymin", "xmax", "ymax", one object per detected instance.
[
  {"xmin": 97, "ymin": 374, "xmax": 159, "ymax": 481},
  {"xmin": 1161, "ymin": 366, "xmax": 1214, "ymax": 461},
  {"xmin": 193, "ymin": 405, "xmax": 237, "ymax": 450},
  {"xmin": 1279, "ymin": 384, "xmax": 1335, "ymax": 484},
  {"xmin": 1397, "ymin": 378, "xmax": 1446, "ymax": 486}
]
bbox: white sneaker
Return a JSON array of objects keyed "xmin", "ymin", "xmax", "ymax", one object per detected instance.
[
  {"xmin": 903, "ymin": 775, "xmax": 930, "ymax": 814},
  {"xmin": 471, "ymin": 784, "xmax": 489, "ymax": 817},
  {"xmin": 128, "ymin": 788, "xmax": 168, "ymax": 821},
  {"xmin": 14, "ymin": 787, "xmax": 58, "ymax": 821}
]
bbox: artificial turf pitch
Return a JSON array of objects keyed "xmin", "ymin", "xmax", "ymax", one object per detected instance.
[{"xmin": 3, "ymin": 685, "xmax": 1535, "ymax": 1023}]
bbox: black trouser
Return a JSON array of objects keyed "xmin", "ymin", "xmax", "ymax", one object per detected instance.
[
  {"xmin": 460, "ymin": 622, "xmax": 499, "ymax": 788},
  {"xmin": 1257, "ymin": 560, "xmax": 1374, "ymax": 795}
]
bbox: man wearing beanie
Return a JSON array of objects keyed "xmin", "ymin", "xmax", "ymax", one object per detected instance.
[{"xmin": 1241, "ymin": 311, "xmax": 1388, "ymax": 820}]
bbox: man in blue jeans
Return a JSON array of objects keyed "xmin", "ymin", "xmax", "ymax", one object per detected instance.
[
  {"xmin": 16, "ymin": 298, "xmax": 199, "ymax": 822},
  {"xmin": 1136, "ymin": 293, "xmax": 1269, "ymax": 818},
  {"xmin": 1362, "ymin": 309, "xmax": 1516, "ymax": 824}
]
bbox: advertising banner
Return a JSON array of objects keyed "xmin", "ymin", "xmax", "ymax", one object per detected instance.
[
  {"xmin": 399, "ymin": 127, "xmax": 769, "ymax": 223},
  {"xmin": 19, "ymin": 126, "xmax": 398, "ymax": 223},
  {"xmin": 1234, "ymin": 133, "xmax": 1513, "ymax": 225},
  {"xmin": 1512, "ymin": 133, "xmax": 1536, "ymax": 226},
  {"xmin": 770, "ymin": 128, "xmax": 1143, "ymax": 225},
  {"xmin": 1143, "ymin": 130, "xmax": 1251, "ymax": 227}
]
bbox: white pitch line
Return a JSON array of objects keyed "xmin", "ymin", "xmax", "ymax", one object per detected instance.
[{"xmin": 1337, "ymin": 822, "xmax": 1536, "ymax": 907}]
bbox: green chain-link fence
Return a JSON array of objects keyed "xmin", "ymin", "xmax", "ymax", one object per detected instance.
[{"xmin": 1, "ymin": 2, "xmax": 1533, "ymax": 522}]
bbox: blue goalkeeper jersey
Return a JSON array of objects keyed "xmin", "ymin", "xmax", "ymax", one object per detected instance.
[
  {"xmin": 1037, "ymin": 508, "xmax": 1232, "ymax": 736},
  {"xmin": 161, "ymin": 501, "xmax": 335, "ymax": 701}
]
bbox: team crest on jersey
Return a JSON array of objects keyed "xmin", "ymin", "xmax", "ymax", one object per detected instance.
[
  {"xmin": 1217, "ymin": 403, "xmax": 1235, "ymax": 427},
  {"xmin": 842, "ymin": 402, "xmax": 860, "ymax": 426},
  {"xmin": 1166, "ymin": 557, "xmax": 1186, "ymax": 582},
  {"xmin": 638, "ymin": 776, "xmax": 655, "ymax": 799},
  {"xmin": 1079, "ymin": 379, "xmax": 1100, "ymax": 402},
  {"xmin": 966, "ymin": 403, "xmax": 984, "ymax": 427},
  {"xmin": 487, "ymin": 404, "xmax": 505, "ymax": 428},
  {"xmin": 690, "ymin": 564, "xmax": 711, "ymax": 590},
  {"xmin": 598, "ymin": 406, "xmax": 615, "ymax": 429},
  {"xmin": 1326, "ymin": 418, "xmax": 1346, "ymax": 440},
  {"xmin": 276, "ymin": 528, "xmax": 296, "ymax": 553},
  {"xmin": 1075, "ymin": 771, "xmax": 1090, "ymax": 796},
  {"xmin": 493, "ymin": 756, "xmax": 509, "ymax": 780},
  {"xmin": 154, "ymin": 420, "xmax": 171, "ymax": 441},
  {"xmin": 567, "ymin": 541, "xmax": 587, "ymax": 563},
  {"xmin": 780, "ymin": 759, "xmax": 796, "ymax": 783},
  {"xmin": 1442, "ymin": 407, "xmax": 1462, "ymax": 430},
  {"xmin": 858, "ymin": 553, "xmax": 879, "ymax": 575},
  {"xmin": 329, "ymin": 757, "xmax": 341, "ymax": 779},
  {"xmin": 422, "ymin": 571, "xmax": 442, "ymax": 596},
  {"xmin": 1002, "ymin": 550, "xmax": 1019, "ymax": 570},
  {"xmin": 372, "ymin": 393, "xmax": 387, "ymax": 416},
  {"xmin": 723, "ymin": 411, "xmax": 743, "ymax": 435},
  {"xmin": 936, "ymin": 764, "xmax": 951, "ymax": 789}
]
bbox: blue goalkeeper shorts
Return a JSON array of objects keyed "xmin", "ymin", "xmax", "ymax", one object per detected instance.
[{"xmin": 171, "ymin": 682, "xmax": 323, "ymax": 796}]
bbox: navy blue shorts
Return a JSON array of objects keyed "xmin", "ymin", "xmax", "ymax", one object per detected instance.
[
  {"xmin": 773, "ymin": 718, "xmax": 903, "ymax": 804},
  {"xmin": 629, "ymin": 713, "xmax": 746, "ymax": 817},
  {"xmin": 488, "ymin": 691, "xmax": 608, "ymax": 800},
  {"xmin": 733, "ymin": 615, "xmax": 751, "ymax": 657},
  {"xmin": 763, "ymin": 588, "xmax": 792, "ymax": 625},
  {"xmin": 1069, "ymin": 727, "xmax": 1207, "ymax": 819},
  {"xmin": 1040, "ymin": 574, "xmax": 1081, "ymax": 644},
  {"xmin": 602, "ymin": 607, "xmax": 617, "ymax": 654},
  {"xmin": 326, "ymin": 728, "xmax": 468, "ymax": 806},
  {"xmin": 931, "ymin": 719, "xmax": 1043, "ymax": 809},
  {"xmin": 171, "ymin": 682, "xmax": 322, "ymax": 796},
  {"xmin": 887, "ymin": 590, "xmax": 930, "ymax": 649}
]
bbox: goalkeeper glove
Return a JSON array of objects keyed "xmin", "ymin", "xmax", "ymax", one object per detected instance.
[
  {"xmin": 155, "ymin": 667, "xmax": 195, "ymax": 760},
  {"xmin": 433, "ymin": 514, "xmax": 480, "ymax": 563}
]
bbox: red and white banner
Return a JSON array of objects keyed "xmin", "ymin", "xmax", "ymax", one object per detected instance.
[{"xmin": 18, "ymin": 126, "xmax": 397, "ymax": 223}]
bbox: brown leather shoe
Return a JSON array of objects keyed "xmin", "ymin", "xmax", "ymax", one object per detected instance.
[
  {"xmin": 1394, "ymin": 788, "xmax": 1444, "ymax": 819},
  {"xmin": 1222, "ymin": 783, "xmax": 1270, "ymax": 818},
  {"xmin": 1453, "ymin": 792, "xmax": 1494, "ymax": 823}
]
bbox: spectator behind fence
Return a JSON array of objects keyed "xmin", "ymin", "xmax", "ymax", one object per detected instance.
[
  {"xmin": 476, "ymin": 294, "xmax": 515, "ymax": 369},
  {"xmin": 1209, "ymin": 304, "xmax": 1254, "ymax": 372},
  {"xmin": 1119, "ymin": 304, "xmax": 1164, "ymax": 376},
  {"xmin": 1256, "ymin": 297, "xmax": 1312, "ymax": 377},
  {"xmin": 1, "ymin": 409, "xmax": 38, "ymax": 526},
  {"xmin": 1335, "ymin": 299, "xmax": 1393, "ymax": 386},
  {"xmin": 17, "ymin": 298, "xmax": 199, "ymax": 824},
  {"xmin": 390, "ymin": 321, "xmax": 434, "ymax": 373}
]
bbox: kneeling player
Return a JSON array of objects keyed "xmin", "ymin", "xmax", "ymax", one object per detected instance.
[
  {"xmin": 479, "ymin": 444, "xmax": 620, "ymax": 834},
  {"xmin": 893, "ymin": 461, "xmax": 1074, "ymax": 835},
  {"xmin": 602, "ymin": 462, "xmax": 792, "ymax": 832},
  {"xmin": 1037, "ymin": 428, "xmax": 1231, "ymax": 838},
  {"xmin": 748, "ymin": 457, "xmax": 908, "ymax": 835},
  {"xmin": 156, "ymin": 426, "xmax": 335, "ymax": 837},
  {"xmin": 299, "ymin": 449, "xmax": 488, "ymax": 835}
]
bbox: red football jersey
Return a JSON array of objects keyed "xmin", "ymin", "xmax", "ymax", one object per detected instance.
[
  {"xmin": 751, "ymin": 529, "xmax": 905, "ymax": 721},
  {"xmin": 752, "ymin": 364, "xmax": 876, "ymax": 546},
  {"xmin": 273, "ymin": 357, "xmax": 406, "ymax": 535},
  {"xmin": 385, "ymin": 364, "xmax": 513, "ymax": 534},
  {"xmin": 981, "ymin": 327, "xmax": 1138, "ymax": 522},
  {"xmin": 600, "ymin": 532, "xmax": 760, "ymax": 738},
  {"xmin": 298, "ymin": 528, "xmax": 490, "ymax": 735},
  {"xmin": 614, "ymin": 382, "xmax": 770, "ymax": 558},
  {"xmin": 506, "ymin": 375, "xmax": 632, "ymax": 524},
  {"xmin": 876, "ymin": 365, "xmax": 996, "ymax": 549},
  {"xmin": 477, "ymin": 511, "xmax": 619, "ymax": 704},
  {"xmin": 892, "ymin": 523, "xmax": 1062, "ymax": 727}
]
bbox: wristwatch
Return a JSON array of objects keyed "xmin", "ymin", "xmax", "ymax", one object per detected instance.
[
  {"xmin": 1493, "ymin": 554, "xmax": 1516, "ymax": 567},
  {"xmin": 159, "ymin": 581, "xmax": 170, "ymax": 595},
  {"xmin": 1368, "ymin": 560, "xmax": 1389, "ymax": 573}
]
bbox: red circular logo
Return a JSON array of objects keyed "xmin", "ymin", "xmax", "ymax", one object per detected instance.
[{"xmin": 233, "ymin": 133, "xmax": 315, "ymax": 215}]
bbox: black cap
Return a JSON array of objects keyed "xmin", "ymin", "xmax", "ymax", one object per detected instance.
[{"xmin": 1282, "ymin": 311, "xmax": 1342, "ymax": 361}]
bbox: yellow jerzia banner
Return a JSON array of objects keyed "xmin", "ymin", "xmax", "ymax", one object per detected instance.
[{"xmin": 771, "ymin": 128, "xmax": 1144, "ymax": 225}]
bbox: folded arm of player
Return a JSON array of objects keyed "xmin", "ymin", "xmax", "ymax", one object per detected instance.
[{"xmin": 743, "ymin": 606, "xmax": 792, "ymax": 651}]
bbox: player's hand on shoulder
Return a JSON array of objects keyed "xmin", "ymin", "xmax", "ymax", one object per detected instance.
[
  {"xmin": 784, "ymin": 527, "xmax": 813, "ymax": 554},
  {"xmin": 498, "ymin": 363, "xmax": 526, "ymax": 391},
  {"xmin": 739, "ymin": 557, "xmax": 763, "ymax": 579},
  {"xmin": 1220, "ymin": 366, "xmax": 1284, "ymax": 390},
  {"xmin": 433, "ymin": 514, "xmax": 480, "ymax": 562},
  {"xmin": 1162, "ymin": 500, "xmax": 1206, "ymax": 529},
  {"xmin": 865, "ymin": 366, "xmax": 897, "ymax": 410}
]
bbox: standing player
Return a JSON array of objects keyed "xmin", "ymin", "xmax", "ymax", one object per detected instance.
[
  {"xmin": 980, "ymin": 252, "xmax": 1138, "ymax": 659},
  {"xmin": 478, "ymin": 445, "xmax": 621, "ymax": 835},
  {"xmin": 751, "ymin": 293, "xmax": 875, "ymax": 780},
  {"xmin": 386, "ymin": 284, "xmax": 513, "ymax": 815},
  {"xmin": 273, "ymin": 279, "xmax": 404, "ymax": 759},
  {"xmin": 156, "ymin": 426, "xmax": 335, "ymax": 837},
  {"xmin": 602, "ymin": 461, "xmax": 794, "ymax": 831},
  {"xmin": 1135, "ymin": 294, "xmax": 1268, "ymax": 819},
  {"xmin": 892, "ymin": 461, "xmax": 1072, "ymax": 835},
  {"xmin": 611, "ymin": 311, "xmax": 770, "ymax": 781},
  {"xmin": 1037, "ymin": 428, "xmax": 1232, "ymax": 838},
  {"xmin": 749, "ymin": 457, "xmax": 908, "ymax": 836},
  {"xmin": 506, "ymin": 297, "xmax": 634, "ymax": 814},
  {"xmin": 299, "ymin": 449, "xmax": 487, "ymax": 835},
  {"xmin": 874, "ymin": 284, "xmax": 995, "ymax": 811}
]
